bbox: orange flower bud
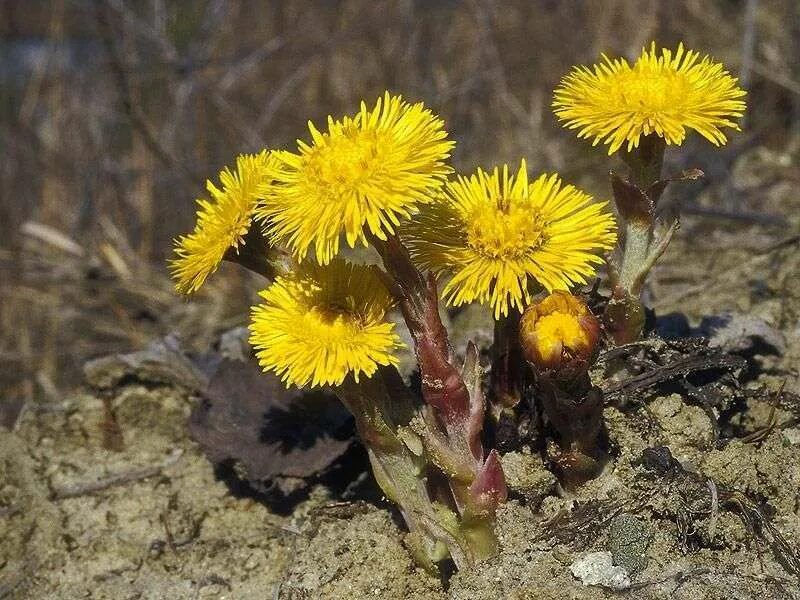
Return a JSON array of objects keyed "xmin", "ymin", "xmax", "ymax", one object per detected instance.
[{"xmin": 519, "ymin": 291, "xmax": 600, "ymax": 379}]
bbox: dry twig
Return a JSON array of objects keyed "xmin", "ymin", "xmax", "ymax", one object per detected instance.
[{"xmin": 52, "ymin": 448, "xmax": 183, "ymax": 500}]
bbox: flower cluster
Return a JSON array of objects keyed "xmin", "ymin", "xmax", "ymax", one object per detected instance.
[
  {"xmin": 172, "ymin": 92, "xmax": 618, "ymax": 385},
  {"xmin": 171, "ymin": 44, "xmax": 745, "ymax": 391},
  {"xmin": 170, "ymin": 42, "xmax": 745, "ymax": 569}
]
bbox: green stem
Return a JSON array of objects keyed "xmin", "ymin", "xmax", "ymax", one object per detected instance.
[
  {"xmin": 460, "ymin": 517, "xmax": 500, "ymax": 564},
  {"xmin": 337, "ymin": 368, "xmax": 498, "ymax": 571},
  {"xmin": 622, "ymin": 135, "xmax": 665, "ymax": 191},
  {"xmin": 606, "ymin": 135, "xmax": 666, "ymax": 344},
  {"xmin": 618, "ymin": 134, "xmax": 665, "ymax": 294},
  {"xmin": 336, "ymin": 372, "xmax": 445, "ymax": 570},
  {"xmin": 617, "ymin": 219, "xmax": 652, "ymax": 297}
]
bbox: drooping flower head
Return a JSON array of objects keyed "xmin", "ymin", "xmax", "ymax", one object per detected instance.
[
  {"xmin": 519, "ymin": 291, "xmax": 601, "ymax": 378},
  {"xmin": 171, "ymin": 151, "xmax": 280, "ymax": 294},
  {"xmin": 259, "ymin": 92, "xmax": 453, "ymax": 265},
  {"xmin": 249, "ymin": 259, "xmax": 402, "ymax": 388},
  {"xmin": 553, "ymin": 43, "xmax": 747, "ymax": 155},
  {"xmin": 403, "ymin": 160, "xmax": 617, "ymax": 319}
]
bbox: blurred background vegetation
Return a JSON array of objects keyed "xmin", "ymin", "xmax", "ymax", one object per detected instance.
[{"xmin": 2, "ymin": 0, "xmax": 799, "ymax": 403}]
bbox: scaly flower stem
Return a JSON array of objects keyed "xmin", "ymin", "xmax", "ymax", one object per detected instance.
[
  {"xmin": 490, "ymin": 309, "xmax": 524, "ymax": 410},
  {"xmin": 538, "ymin": 375, "xmax": 605, "ymax": 488},
  {"xmin": 487, "ymin": 310, "xmax": 530, "ymax": 450},
  {"xmin": 336, "ymin": 368, "xmax": 449, "ymax": 571},
  {"xmin": 605, "ymin": 134, "xmax": 666, "ymax": 344},
  {"xmin": 370, "ymin": 233, "xmax": 506, "ymax": 565},
  {"xmin": 618, "ymin": 135, "xmax": 665, "ymax": 290},
  {"xmin": 223, "ymin": 225, "xmax": 292, "ymax": 281}
]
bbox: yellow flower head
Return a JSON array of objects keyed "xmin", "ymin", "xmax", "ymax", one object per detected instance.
[
  {"xmin": 249, "ymin": 259, "xmax": 402, "ymax": 388},
  {"xmin": 171, "ymin": 151, "xmax": 280, "ymax": 294},
  {"xmin": 403, "ymin": 160, "xmax": 617, "ymax": 319},
  {"xmin": 519, "ymin": 291, "xmax": 601, "ymax": 374},
  {"xmin": 258, "ymin": 92, "xmax": 453, "ymax": 265},
  {"xmin": 553, "ymin": 43, "xmax": 747, "ymax": 155}
]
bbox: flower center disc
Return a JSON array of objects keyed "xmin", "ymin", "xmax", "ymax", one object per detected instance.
[
  {"xmin": 616, "ymin": 71, "xmax": 692, "ymax": 115},
  {"xmin": 309, "ymin": 127, "xmax": 384, "ymax": 199},
  {"xmin": 466, "ymin": 200, "xmax": 544, "ymax": 259}
]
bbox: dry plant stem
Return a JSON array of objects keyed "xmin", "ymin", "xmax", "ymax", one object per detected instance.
[
  {"xmin": 605, "ymin": 134, "xmax": 666, "ymax": 344},
  {"xmin": 52, "ymin": 449, "xmax": 184, "ymax": 500},
  {"xmin": 371, "ymin": 233, "xmax": 506, "ymax": 564}
]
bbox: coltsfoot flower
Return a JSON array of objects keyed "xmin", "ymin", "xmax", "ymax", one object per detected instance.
[
  {"xmin": 519, "ymin": 291, "xmax": 600, "ymax": 378},
  {"xmin": 259, "ymin": 92, "xmax": 453, "ymax": 265},
  {"xmin": 403, "ymin": 160, "xmax": 617, "ymax": 318},
  {"xmin": 171, "ymin": 151, "xmax": 280, "ymax": 294},
  {"xmin": 249, "ymin": 259, "xmax": 402, "ymax": 388},
  {"xmin": 553, "ymin": 43, "xmax": 747, "ymax": 154}
]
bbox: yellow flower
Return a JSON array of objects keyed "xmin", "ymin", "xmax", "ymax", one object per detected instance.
[
  {"xmin": 171, "ymin": 151, "xmax": 280, "ymax": 294},
  {"xmin": 553, "ymin": 43, "xmax": 746, "ymax": 155},
  {"xmin": 403, "ymin": 160, "xmax": 616, "ymax": 319},
  {"xmin": 249, "ymin": 259, "xmax": 402, "ymax": 388},
  {"xmin": 258, "ymin": 92, "xmax": 453, "ymax": 265},
  {"xmin": 519, "ymin": 291, "xmax": 600, "ymax": 375}
]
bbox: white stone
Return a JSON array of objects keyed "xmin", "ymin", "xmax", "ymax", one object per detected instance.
[
  {"xmin": 783, "ymin": 428, "xmax": 800, "ymax": 446},
  {"xmin": 569, "ymin": 551, "xmax": 631, "ymax": 590}
]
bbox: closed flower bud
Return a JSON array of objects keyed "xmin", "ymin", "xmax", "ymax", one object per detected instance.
[{"xmin": 519, "ymin": 291, "xmax": 600, "ymax": 380}]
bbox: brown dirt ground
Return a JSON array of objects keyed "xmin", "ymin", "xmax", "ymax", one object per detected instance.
[{"xmin": 2, "ymin": 146, "xmax": 800, "ymax": 599}]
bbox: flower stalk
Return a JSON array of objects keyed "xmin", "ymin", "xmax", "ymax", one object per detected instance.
[
  {"xmin": 336, "ymin": 368, "xmax": 452, "ymax": 570},
  {"xmin": 520, "ymin": 292, "xmax": 606, "ymax": 486},
  {"xmin": 486, "ymin": 310, "xmax": 535, "ymax": 451},
  {"xmin": 604, "ymin": 136, "xmax": 704, "ymax": 344},
  {"xmin": 223, "ymin": 224, "xmax": 292, "ymax": 281},
  {"xmin": 372, "ymin": 233, "xmax": 507, "ymax": 566},
  {"xmin": 604, "ymin": 134, "xmax": 666, "ymax": 344},
  {"xmin": 617, "ymin": 135, "xmax": 666, "ymax": 289},
  {"xmin": 537, "ymin": 377, "xmax": 605, "ymax": 488},
  {"xmin": 490, "ymin": 310, "xmax": 525, "ymax": 411}
]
